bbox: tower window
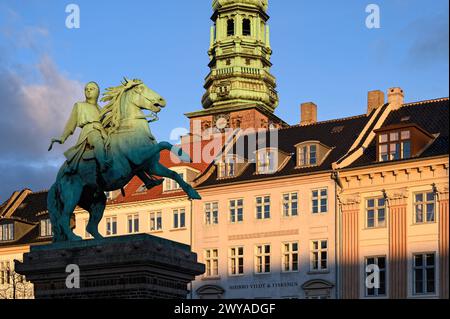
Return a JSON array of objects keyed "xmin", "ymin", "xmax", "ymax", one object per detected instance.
[
  {"xmin": 243, "ymin": 19, "xmax": 251, "ymax": 36},
  {"xmin": 227, "ymin": 19, "xmax": 235, "ymax": 36}
]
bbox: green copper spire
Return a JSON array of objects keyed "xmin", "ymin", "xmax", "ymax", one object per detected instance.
[{"xmin": 202, "ymin": 0, "xmax": 278, "ymax": 114}]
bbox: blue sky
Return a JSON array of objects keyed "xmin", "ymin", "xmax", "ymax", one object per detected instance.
[{"xmin": 0, "ymin": 0, "xmax": 448, "ymax": 199}]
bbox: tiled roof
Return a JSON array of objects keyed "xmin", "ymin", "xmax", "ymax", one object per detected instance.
[
  {"xmin": 196, "ymin": 114, "xmax": 371, "ymax": 187},
  {"xmin": 350, "ymin": 98, "xmax": 449, "ymax": 168}
]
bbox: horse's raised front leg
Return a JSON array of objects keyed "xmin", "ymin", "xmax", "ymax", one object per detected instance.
[{"xmin": 149, "ymin": 162, "xmax": 201, "ymax": 200}]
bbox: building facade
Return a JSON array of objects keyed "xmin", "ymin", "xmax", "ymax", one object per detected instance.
[{"xmin": 0, "ymin": 0, "xmax": 447, "ymax": 301}]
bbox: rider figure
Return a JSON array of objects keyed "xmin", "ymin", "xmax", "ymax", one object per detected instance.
[{"xmin": 49, "ymin": 82, "xmax": 111, "ymax": 173}]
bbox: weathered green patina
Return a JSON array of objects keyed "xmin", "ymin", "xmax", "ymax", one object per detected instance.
[{"xmin": 48, "ymin": 79, "xmax": 201, "ymax": 242}]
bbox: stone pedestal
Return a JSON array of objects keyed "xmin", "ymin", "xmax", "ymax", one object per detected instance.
[{"xmin": 15, "ymin": 234, "xmax": 205, "ymax": 299}]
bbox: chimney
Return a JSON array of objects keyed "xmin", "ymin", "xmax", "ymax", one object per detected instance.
[
  {"xmin": 367, "ymin": 90, "xmax": 385, "ymax": 115},
  {"xmin": 300, "ymin": 102, "xmax": 317, "ymax": 126},
  {"xmin": 387, "ymin": 87, "xmax": 405, "ymax": 110}
]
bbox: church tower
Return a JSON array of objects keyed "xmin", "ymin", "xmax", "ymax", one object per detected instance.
[{"xmin": 185, "ymin": 0, "xmax": 287, "ymax": 136}]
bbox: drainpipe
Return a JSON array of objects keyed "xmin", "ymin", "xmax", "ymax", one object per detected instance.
[{"xmin": 189, "ymin": 198, "xmax": 194, "ymax": 300}]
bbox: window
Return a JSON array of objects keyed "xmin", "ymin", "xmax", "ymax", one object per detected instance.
[
  {"xmin": 283, "ymin": 242, "xmax": 299, "ymax": 272},
  {"xmin": 0, "ymin": 261, "xmax": 10, "ymax": 285},
  {"xmin": 283, "ymin": 193, "xmax": 298, "ymax": 217},
  {"xmin": 127, "ymin": 214, "xmax": 139, "ymax": 234},
  {"xmin": 312, "ymin": 189, "xmax": 328, "ymax": 214},
  {"xmin": 39, "ymin": 218, "xmax": 52, "ymax": 237},
  {"xmin": 243, "ymin": 18, "xmax": 251, "ymax": 36},
  {"xmin": 365, "ymin": 256, "xmax": 386, "ymax": 297},
  {"xmin": 413, "ymin": 253, "xmax": 435, "ymax": 295},
  {"xmin": 135, "ymin": 184, "xmax": 147, "ymax": 194},
  {"xmin": 84, "ymin": 219, "xmax": 92, "ymax": 239},
  {"xmin": 205, "ymin": 202, "xmax": 219, "ymax": 225},
  {"xmin": 218, "ymin": 157, "xmax": 236, "ymax": 178},
  {"xmin": 229, "ymin": 247, "xmax": 244, "ymax": 276},
  {"xmin": 205, "ymin": 249, "xmax": 219, "ymax": 277},
  {"xmin": 366, "ymin": 198, "xmax": 386, "ymax": 228},
  {"xmin": 173, "ymin": 209, "xmax": 186, "ymax": 229},
  {"xmin": 298, "ymin": 144, "xmax": 318, "ymax": 166},
  {"xmin": 378, "ymin": 129, "xmax": 411, "ymax": 162},
  {"xmin": 255, "ymin": 244, "xmax": 271, "ymax": 274},
  {"xmin": 0, "ymin": 224, "xmax": 14, "ymax": 242},
  {"xmin": 256, "ymin": 196, "xmax": 271, "ymax": 220},
  {"xmin": 230, "ymin": 199, "xmax": 244, "ymax": 223},
  {"xmin": 164, "ymin": 173, "xmax": 184, "ymax": 191},
  {"xmin": 310, "ymin": 240, "xmax": 328, "ymax": 272},
  {"xmin": 150, "ymin": 212, "xmax": 162, "ymax": 231},
  {"xmin": 414, "ymin": 192, "xmax": 436, "ymax": 224},
  {"xmin": 106, "ymin": 217, "xmax": 117, "ymax": 236},
  {"xmin": 257, "ymin": 150, "xmax": 277, "ymax": 174},
  {"xmin": 227, "ymin": 19, "xmax": 235, "ymax": 36}
]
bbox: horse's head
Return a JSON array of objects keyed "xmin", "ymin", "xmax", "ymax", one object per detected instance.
[{"xmin": 128, "ymin": 81, "xmax": 166, "ymax": 116}]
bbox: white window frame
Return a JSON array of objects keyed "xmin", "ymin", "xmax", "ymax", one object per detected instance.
[
  {"xmin": 282, "ymin": 192, "xmax": 298, "ymax": 217},
  {"xmin": 229, "ymin": 199, "xmax": 244, "ymax": 223},
  {"xmin": 0, "ymin": 223, "xmax": 14, "ymax": 242},
  {"xmin": 312, "ymin": 188, "xmax": 328, "ymax": 214},
  {"xmin": 39, "ymin": 218, "xmax": 52, "ymax": 237},
  {"xmin": 218, "ymin": 157, "xmax": 237, "ymax": 178},
  {"xmin": 205, "ymin": 202, "xmax": 219, "ymax": 225},
  {"xmin": 255, "ymin": 196, "xmax": 271, "ymax": 220},
  {"xmin": 413, "ymin": 192, "xmax": 436, "ymax": 224},
  {"xmin": 229, "ymin": 246, "xmax": 244, "ymax": 276},
  {"xmin": 255, "ymin": 244, "xmax": 271, "ymax": 274},
  {"xmin": 298, "ymin": 144, "xmax": 318, "ymax": 166},
  {"xmin": 282, "ymin": 242, "xmax": 299, "ymax": 273},
  {"xmin": 310, "ymin": 240, "xmax": 328, "ymax": 272},
  {"xmin": 173, "ymin": 208, "xmax": 186, "ymax": 229},
  {"xmin": 365, "ymin": 256, "xmax": 387, "ymax": 297},
  {"xmin": 413, "ymin": 253, "xmax": 436, "ymax": 295},
  {"xmin": 204, "ymin": 249, "xmax": 219, "ymax": 278},
  {"xmin": 150, "ymin": 212, "xmax": 163, "ymax": 232},
  {"xmin": 256, "ymin": 150, "xmax": 277, "ymax": 174},
  {"xmin": 105, "ymin": 216, "xmax": 117, "ymax": 236},
  {"xmin": 127, "ymin": 214, "xmax": 139, "ymax": 234},
  {"xmin": 365, "ymin": 197, "xmax": 387, "ymax": 229},
  {"xmin": 163, "ymin": 172, "xmax": 184, "ymax": 192},
  {"xmin": 0, "ymin": 261, "xmax": 11, "ymax": 285}
]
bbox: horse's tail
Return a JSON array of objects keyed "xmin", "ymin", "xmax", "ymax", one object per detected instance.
[
  {"xmin": 158, "ymin": 141, "xmax": 192, "ymax": 163},
  {"xmin": 47, "ymin": 182, "xmax": 64, "ymax": 242}
]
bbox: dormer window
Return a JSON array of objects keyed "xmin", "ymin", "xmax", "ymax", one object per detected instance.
[
  {"xmin": 39, "ymin": 218, "xmax": 52, "ymax": 237},
  {"xmin": 378, "ymin": 130, "xmax": 411, "ymax": 161},
  {"xmin": 376, "ymin": 124, "xmax": 434, "ymax": 163},
  {"xmin": 218, "ymin": 157, "xmax": 236, "ymax": 178},
  {"xmin": 164, "ymin": 173, "xmax": 184, "ymax": 192},
  {"xmin": 296, "ymin": 142, "xmax": 332, "ymax": 168},
  {"xmin": 0, "ymin": 223, "xmax": 14, "ymax": 242},
  {"xmin": 299, "ymin": 144, "xmax": 317, "ymax": 166},
  {"xmin": 257, "ymin": 150, "xmax": 277, "ymax": 174}
]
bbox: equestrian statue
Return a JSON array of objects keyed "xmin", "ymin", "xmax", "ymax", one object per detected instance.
[{"xmin": 47, "ymin": 78, "xmax": 201, "ymax": 242}]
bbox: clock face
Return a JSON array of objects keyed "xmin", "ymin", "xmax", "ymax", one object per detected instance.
[{"xmin": 215, "ymin": 117, "xmax": 228, "ymax": 130}]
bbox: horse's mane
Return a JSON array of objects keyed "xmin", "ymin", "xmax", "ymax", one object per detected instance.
[{"xmin": 100, "ymin": 78, "xmax": 143, "ymax": 145}]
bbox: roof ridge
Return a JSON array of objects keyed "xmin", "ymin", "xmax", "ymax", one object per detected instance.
[
  {"xmin": 401, "ymin": 97, "xmax": 449, "ymax": 108},
  {"xmin": 279, "ymin": 113, "xmax": 367, "ymax": 131}
]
